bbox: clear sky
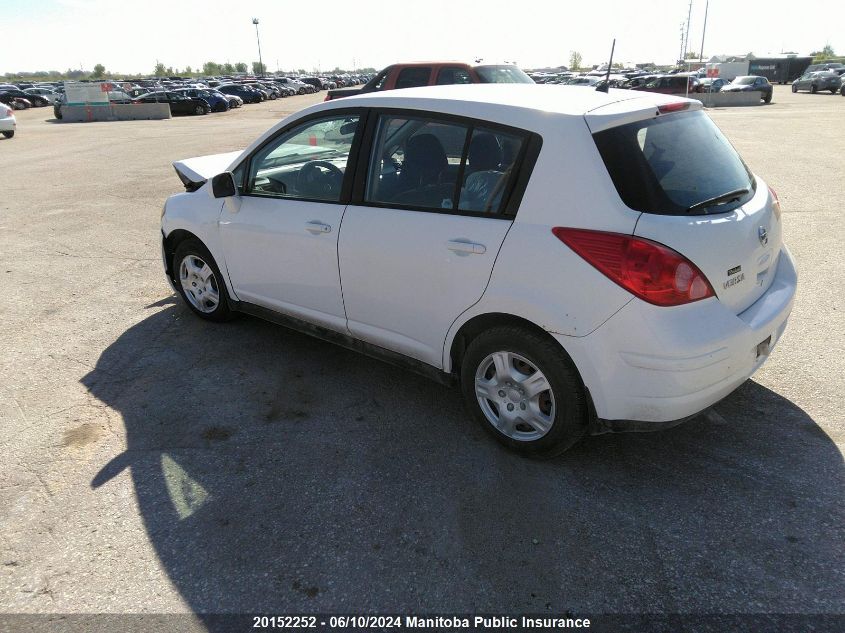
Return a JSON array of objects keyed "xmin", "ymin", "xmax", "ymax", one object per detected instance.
[{"xmin": 3, "ymin": 0, "xmax": 843, "ymax": 75}]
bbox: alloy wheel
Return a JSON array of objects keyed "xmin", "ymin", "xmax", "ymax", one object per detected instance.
[
  {"xmin": 474, "ymin": 351, "xmax": 556, "ymax": 441},
  {"xmin": 179, "ymin": 255, "xmax": 220, "ymax": 313}
]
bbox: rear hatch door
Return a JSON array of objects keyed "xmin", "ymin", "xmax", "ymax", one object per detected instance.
[{"xmin": 589, "ymin": 105, "xmax": 781, "ymax": 314}]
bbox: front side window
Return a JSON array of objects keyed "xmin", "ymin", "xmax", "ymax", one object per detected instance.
[
  {"xmin": 245, "ymin": 115, "xmax": 359, "ymax": 201},
  {"xmin": 365, "ymin": 114, "xmax": 526, "ymax": 215},
  {"xmin": 395, "ymin": 67, "xmax": 431, "ymax": 89}
]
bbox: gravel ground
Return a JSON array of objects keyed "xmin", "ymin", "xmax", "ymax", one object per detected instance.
[{"xmin": 0, "ymin": 86, "xmax": 842, "ymax": 627}]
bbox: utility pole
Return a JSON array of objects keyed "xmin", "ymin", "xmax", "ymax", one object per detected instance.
[
  {"xmin": 683, "ymin": 0, "xmax": 693, "ymax": 61},
  {"xmin": 252, "ymin": 18, "xmax": 263, "ymax": 75},
  {"xmin": 699, "ymin": 0, "xmax": 709, "ymax": 62}
]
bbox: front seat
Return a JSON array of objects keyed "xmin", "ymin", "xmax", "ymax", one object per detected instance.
[{"xmin": 392, "ymin": 134, "xmax": 453, "ymax": 207}]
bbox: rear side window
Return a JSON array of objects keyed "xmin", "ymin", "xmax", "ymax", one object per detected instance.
[
  {"xmin": 437, "ymin": 67, "xmax": 472, "ymax": 85},
  {"xmin": 364, "ymin": 114, "xmax": 527, "ymax": 216},
  {"xmin": 593, "ymin": 110, "xmax": 755, "ymax": 215},
  {"xmin": 395, "ymin": 67, "xmax": 432, "ymax": 89}
]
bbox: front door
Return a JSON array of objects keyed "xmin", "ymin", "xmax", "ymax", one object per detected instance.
[{"xmin": 219, "ymin": 113, "xmax": 361, "ymax": 332}]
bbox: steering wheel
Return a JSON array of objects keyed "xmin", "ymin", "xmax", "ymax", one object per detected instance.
[{"xmin": 296, "ymin": 161, "xmax": 344, "ymax": 198}]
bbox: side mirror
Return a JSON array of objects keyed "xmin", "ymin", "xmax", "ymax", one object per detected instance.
[{"xmin": 211, "ymin": 172, "xmax": 237, "ymax": 198}]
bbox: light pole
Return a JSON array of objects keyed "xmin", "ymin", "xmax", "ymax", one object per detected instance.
[{"xmin": 252, "ymin": 18, "xmax": 263, "ymax": 75}]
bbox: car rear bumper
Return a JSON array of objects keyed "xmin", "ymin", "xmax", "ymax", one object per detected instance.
[
  {"xmin": 558, "ymin": 246, "xmax": 797, "ymax": 426},
  {"xmin": 0, "ymin": 116, "xmax": 15, "ymax": 132}
]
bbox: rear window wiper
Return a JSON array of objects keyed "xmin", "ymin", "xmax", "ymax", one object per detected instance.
[{"xmin": 686, "ymin": 188, "xmax": 749, "ymax": 213}]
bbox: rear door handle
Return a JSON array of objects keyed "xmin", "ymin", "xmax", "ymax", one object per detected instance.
[
  {"xmin": 447, "ymin": 239, "xmax": 486, "ymax": 255},
  {"xmin": 305, "ymin": 220, "xmax": 332, "ymax": 234}
]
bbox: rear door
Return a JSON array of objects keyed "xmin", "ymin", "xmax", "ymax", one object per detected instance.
[
  {"xmin": 589, "ymin": 106, "xmax": 781, "ymax": 314},
  {"xmin": 338, "ymin": 111, "xmax": 534, "ymax": 367}
]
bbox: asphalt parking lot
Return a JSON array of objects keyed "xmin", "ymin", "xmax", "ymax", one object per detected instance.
[{"xmin": 1, "ymin": 86, "xmax": 843, "ymax": 625}]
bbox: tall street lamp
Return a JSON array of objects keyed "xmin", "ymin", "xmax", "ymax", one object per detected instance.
[{"xmin": 252, "ymin": 18, "xmax": 263, "ymax": 75}]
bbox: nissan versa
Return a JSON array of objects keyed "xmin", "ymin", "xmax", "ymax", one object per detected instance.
[{"xmin": 160, "ymin": 84, "xmax": 796, "ymax": 457}]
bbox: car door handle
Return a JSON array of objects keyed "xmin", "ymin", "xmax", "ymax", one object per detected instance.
[
  {"xmin": 305, "ymin": 221, "xmax": 332, "ymax": 234},
  {"xmin": 446, "ymin": 239, "xmax": 486, "ymax": 255}
]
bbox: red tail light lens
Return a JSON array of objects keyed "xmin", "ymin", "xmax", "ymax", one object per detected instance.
[{"xmin": 552, "ymin": 228, "xmax": 715, "ymax": 307}]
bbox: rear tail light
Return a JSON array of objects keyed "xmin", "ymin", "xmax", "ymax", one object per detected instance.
[
  {"xmin": 552, "ymin": 228, "xmax": 715, "ymax": 307},
  {"xmin": 768, "ymin": 186, "xmax": 782, "ymax": 221}
]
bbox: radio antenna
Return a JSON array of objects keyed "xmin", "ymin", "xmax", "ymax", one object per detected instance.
[{"xmin": 596, "ymin": 38, "xmax": 616, "ymax": 93}]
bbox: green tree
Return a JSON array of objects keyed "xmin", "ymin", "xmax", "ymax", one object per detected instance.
[
  {"xmin": 154, "ymin": 62, "xmax": 167, "ymax": 77},
  {"xmin": 569, "ymin": 50, "xmax": 583, "ymax": 71},
  {"xmin": 811, "ymin": 44, "xmax": 836, "ymax": 61},
  {"xmin": 184, "ymin": 65, "xmax": 192, "ymax": 75},
  {"xmin": 222, "ymin": 62, "xmax": 235, "ymax": 74},
  {"xmin": 234, "ymin": 62, "xmax": 247, "ymax": 73},
  {"xmin": 684, "ymin": 51, "xmax": 699, "ymax": 60},
  {"xmin": 92, "ymin": 63, "xmax": 106, "ymax": 78},
  {"xmin": 202, "ymin": 61, "xmax": 221, "ymax": 76},
  {"xmin": 252, "ymin": 61, "xmax": 266, "ymax": 75}
]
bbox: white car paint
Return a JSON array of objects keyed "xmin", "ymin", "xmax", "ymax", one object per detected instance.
[
  {"xmin": 162, "ymin": 84, "xmax": 796, "ymax": 427},
  {"xmin": 0, "ymin": 105, "xmax": 16, "ymax": 135}
]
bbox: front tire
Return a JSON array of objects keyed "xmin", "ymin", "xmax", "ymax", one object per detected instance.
[
  {"xmin": 173, "ymin": 239, "xmax": 234, "ymax": 322},
  {"xmin": 792, "ymin": 84, "xmax": 798, "ymax": 93},
  {"xmin": 811, "ymin": 84, "xmax": 817, "ymax": 94},
  {"xmin": 2, "ymin": 130, "xmax": 14, "ymax": 139},
  {"xmin": 460, "ymin": 326, "xmax": 588, "ymax": 458}
]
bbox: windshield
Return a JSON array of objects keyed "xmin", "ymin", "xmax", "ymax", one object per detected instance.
[
  {"xmin": 474, "ymin": 65, "xmax": 534, "ymax": 84},
  {"xmin": 733, "ymin": 77, "xmax": 756, "ymax": 85},
  {"xmin": 593, "ymin": 110, "xmax": 755, "ymax": 215}
]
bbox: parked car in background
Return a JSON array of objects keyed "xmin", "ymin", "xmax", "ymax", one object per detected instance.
[
  {"xmin": 299, "ymin": 77, "xmax": 327, "ymax": 91},
  {"xmin": 275, "ymin": 77, "xmax": 312, "ymax": 94},
  {"xmin": 0, "ymin": 88, "xmax": 49, "ymax": 107},
  {"xmin": 174, "ymin": 88, "xmax": 229, "ymax": 112},
  {"xmin": 566, "ymin": 76, "xmax": 602, "ymax": 87},
  {"xmin": 631, "ymin": 75, "xmax": 699, "ymax": 95},
  {"xmin": 0, "ymin": 103, "xmax": 16, "ymax": 138},
  {"xmin": 161, "ymin": 85, "xmax": 795, "ymax": 457},
  {"xmin": 217, "ymin": 84, "xmax": 262, "ymax": 104},
  {"xmin": 133, "ymin": 91, "xmax": 211, "ymax": 115},
  {"xmin": 792, "ymin": 71, "xmax": 841, "ymax": 94},
  {"xmin": 325, "ymin": 62, "xmax": 534, "ymax": 100},
  {"xmin": 24, "ymin": 87, "xmax": 60, "ymax": 104},
  {"xmin": 721, "ymin": 76, "xmax": 773, "ymax": 102},
  {"xmin": 697, "ymin": 77, "xmax": 728, "ymax": 92}
]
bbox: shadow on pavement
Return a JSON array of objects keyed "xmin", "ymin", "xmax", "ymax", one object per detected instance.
[{"xmin": 84, "ymin": 303, "xmax": 844, "ymax": 622}]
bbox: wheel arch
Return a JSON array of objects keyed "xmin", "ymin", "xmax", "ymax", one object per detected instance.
[
  {"xmin": 447, "ymin": 312, "xmax": 569, "ymax": 374},
  {"xmin": 162, "ymin": 229, "xmax": 201, "ymax": 283}
]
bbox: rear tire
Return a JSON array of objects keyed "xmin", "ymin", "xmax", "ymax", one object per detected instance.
[
  {"xmin": 173, "ymin": 239, "xmax": 235, "ymax": 322},
  {"xmin": 792, "ymin": 84, "xmax": 798, "ymax": 93},
  {"xmin": 764, "ymin": 92, "xmax": 772, "ymax": 103},
  {"xmin": 460, "ymin": 326, "xmax": 588, "ymax": 458},
  {"xmin": 2, "ymin": 131, "xmax": 14, "ymax": 139},
  {"xmin": 811, "ymin": 84, "xmax": 817, "ymax": 94}
]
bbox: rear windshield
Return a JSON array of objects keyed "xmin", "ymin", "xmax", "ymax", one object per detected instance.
[
  {"xmin": 593, "ymin": 110, "xmax": 755, "ymax": 215},
  {"xmin": 475, "ymin": 65, "xmax": 534, "ymax": 84}
]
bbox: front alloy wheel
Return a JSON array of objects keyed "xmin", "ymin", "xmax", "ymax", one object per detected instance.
[
  {"xmin": 179, "ymin": 255, "xmax": 220, "ymax": 313},
  {"xmin": 173, "ymin": 239, "xmax": 233, "ymax": 322}
]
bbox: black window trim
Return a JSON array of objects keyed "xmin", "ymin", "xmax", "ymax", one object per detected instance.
[
  {"xmin": 349, "ymin": 107, "xmax": 542, "ymax": 221},
  {"xmin": 235, "ymin": 107, "xmax": 370, "ymax": 206}
]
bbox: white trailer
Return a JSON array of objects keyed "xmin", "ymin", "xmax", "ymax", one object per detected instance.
[{"xmin": 706, "ymin": 61, "xmax": 750, "ymax": 82}]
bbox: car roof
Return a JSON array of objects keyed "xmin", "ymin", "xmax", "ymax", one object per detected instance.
[{"xmin": 333, "ymin": 84, "xmax": 697, "ymax": 118}]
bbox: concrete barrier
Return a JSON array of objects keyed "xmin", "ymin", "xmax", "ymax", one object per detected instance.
[
  {"xmin": 61, "ymin": 103, "xmax": 171, "ymax": 122},
  {"xmin": 688, "ymin": 91, "xmax": 764, "ymax": 107}
]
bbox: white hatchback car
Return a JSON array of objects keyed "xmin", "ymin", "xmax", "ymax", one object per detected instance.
[
  {"xmin": 0, "ymin": 103, "xmax": 16, "ymax": 138},
  {"xmin": 161, "ymin": 84, "xmax": 796, "ymax": 456}
]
